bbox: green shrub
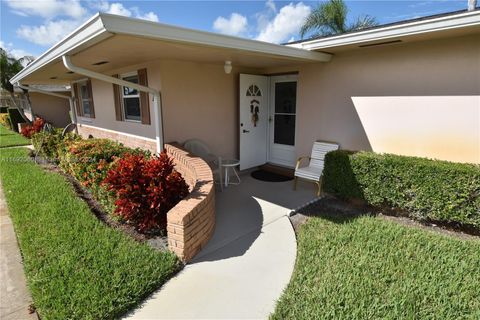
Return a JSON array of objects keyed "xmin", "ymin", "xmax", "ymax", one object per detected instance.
[
  {"xmin": 323, "ymin": 150, "xmax": 480, "ymax": 228},
  {"xmin": 0, "ymin": 113, "xmax": 11, "ymax": 129},
  {"xmin": 59, "ymin": 138, "xmax": 148, "ymax": 212},
  {"xmin": 32, "ymin": 129, "xmax": 80, "ymax": 161},
  {"xmin": 7, "ymin": 108, "xmax": 26, "ymax": 132}
]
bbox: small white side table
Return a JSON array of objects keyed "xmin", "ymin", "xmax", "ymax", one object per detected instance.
[{"xmin": 221, "ymin": 159, "xmax": 241, "ymax": 187}]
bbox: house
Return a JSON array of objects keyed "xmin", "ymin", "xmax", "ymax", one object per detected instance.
[
  {"xmin": 10, "ymin": 9, "xmax": 480, "ymax": 166},
  {"xmin": 24, "ymin": 85, "xmax": 72, "ymax": 128},
  {"xmin": 1, "ymin": 86, "xmax": 71, "ymax": 128}
]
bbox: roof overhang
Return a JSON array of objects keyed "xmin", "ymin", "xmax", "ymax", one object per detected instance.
[
  {"xmin": 11, "ymin": 13, "xmax": 331, "ymax": 85},
  {"xmin": 288, "ymin": 10, "xmax": 480, "ymax": 52}
]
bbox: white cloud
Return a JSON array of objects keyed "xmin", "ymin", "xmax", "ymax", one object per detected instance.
[
  {"xmin": 17, "ymin": 19, "xmax": 82, "ymax": 46},
  {"xmin": 89, "ymin": 0, "xmax": 110, "ymax": 12},
  {"xmin": 266, "ymin": 0, "xmax": 276, "ymax": 12},
  {"xmin": 5, "ymin": 0, "xmax": 86, "ymax": 19},
  {"xmin": 213, "ymin": 13, "xmax": 248, "ymax": 36},
  {"xmin": 93, "ymin": 2, "xmax": 160, "ymax": 22},
  {"xmin": 255, "ymin": 0, "xmax": 277, "ymax": 32},
  {"xmin": 134, "ymin": 11, "xmax": 159, "ymax": 22},
  {"xmin": 14, "ymin": 1, "xmax": 160, "ymax": 47},
  {"xmin": 0, "ymin": 41, "xmax": 34, "ymax": 60},
  {"xmin": 139, "ymin": 12, "xmax": 159, "ymax": 22},
  {"xmin": 256, "ymin": 2, "xmax": 311, "ymax": 44},
  {"xmin": 107, "ymin": 2, "xmax": 132, "ymax": 16}
]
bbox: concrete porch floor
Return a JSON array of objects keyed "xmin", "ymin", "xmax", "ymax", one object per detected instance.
[{"xmin": 125, "ymin": 173, "xmax": 317, "ymax": 319}]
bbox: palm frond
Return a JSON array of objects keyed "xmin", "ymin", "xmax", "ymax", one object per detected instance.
[
  {"xmin": 300, "ymin": 0, "xmax": 348, "ymax": 38},
  {"xmin": 348, "ymin": 15, "xmax": 378, "ymax": 32}
]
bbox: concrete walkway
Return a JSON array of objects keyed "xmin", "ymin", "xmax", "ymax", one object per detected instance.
[
  {"xmin": 125, "ymin": 174, "xmax": 316, "ymax": 319},
  {"xmin": 0, "ymin": 180, "xmax": 37, "ymax": 320}
]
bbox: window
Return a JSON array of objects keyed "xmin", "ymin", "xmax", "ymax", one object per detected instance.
[
  {"xmin": 79, "ymin": 82, "xmax": 92, "ymax": 116},
  {"xmin": 121, "ymin": 73, "xmax": 141, "ymax": 121},
  {"xmin": 112, "ymin": 69, "xmax": 149, "ymax": 124},
  {"xmin": 75, "ymin": 80, "xmax": 94, "ymax": 118},
  {"xmin": 246, "ymin": 85, "xmax": 262, "ymax": 97}
]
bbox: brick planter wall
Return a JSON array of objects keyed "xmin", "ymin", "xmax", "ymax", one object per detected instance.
[
  {"xmin": 165, "ymin": 143, "xmax": 215, "ymax": 262},
  {"xmin": 77, "ymin": 124, "xmax": 157, "ymax": 153}
]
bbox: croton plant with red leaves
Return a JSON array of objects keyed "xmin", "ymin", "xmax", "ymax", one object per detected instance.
[
  {"xmin": 103, "ymin": 152, "xmax": 189, "ymax": 233},
  {"xmin": 21, "ymin": 117, "xmax": 46, "ymax": 138}
]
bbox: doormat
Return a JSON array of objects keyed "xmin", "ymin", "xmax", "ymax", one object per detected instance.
[{"xmin": 251, "ymin": 170, "xmax": 293, "ymax": 182}]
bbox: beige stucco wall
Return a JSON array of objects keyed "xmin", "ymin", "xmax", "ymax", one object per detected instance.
[
  {"xmin": 287, "ymin": 34, "xmax": 479, "ymax": 164},
  {"xmin": 79, "ymin": 33, "xmax": 479, "ymax": 165},
  {"xmin": 79, "ymin": 59, "xmax": 251, "ymax": 158},
  {"xmin": 29, "ymin": 92, "xmax": 71, "ymax": 128}
]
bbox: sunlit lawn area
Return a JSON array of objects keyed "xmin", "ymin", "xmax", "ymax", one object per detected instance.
[
  {"xmin": 272, "ymin": 214, "xmax": 480, "ymax": 319},
  {"xmin": 0, "ymin": 147, "xmax": 179, "ymax": 319},
  {"xmin": 0, "ymin": 124, "xmax": 30, "ymax": 148}
]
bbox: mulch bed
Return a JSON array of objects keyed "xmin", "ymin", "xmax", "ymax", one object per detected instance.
[
  {"xmin": 30, "ymin": 152, "xmax": 169, "ymax": 251},
  {"xmin": 291, "ymin": 194, "xmax": 479, "ymax": 241}
]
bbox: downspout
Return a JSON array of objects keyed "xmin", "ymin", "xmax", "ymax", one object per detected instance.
[
  {"xmin": 62, "ymin": 55, "xmax": 164, "ymax": 154},
  {"xmin": 15, "ymin": 83, "xmax": 77, "ymax": 131}
]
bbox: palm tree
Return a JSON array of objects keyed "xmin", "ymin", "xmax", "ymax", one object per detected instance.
[{"xmin": 300, "ymin": 0, "xmax": 378, "ymax": 38}]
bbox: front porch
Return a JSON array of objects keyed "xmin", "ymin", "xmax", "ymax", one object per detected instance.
[{"xmin": 125, "ymin": 172, "xmax": 317, "ymax": 319}]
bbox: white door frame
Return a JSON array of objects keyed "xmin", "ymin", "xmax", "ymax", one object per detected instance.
[
  {"xmin": 239, "ymin": 74, "xmax": 270, "ymax": 170},
  {"xmin": 267, "ymin": 74, "xmax": 298, "ymax": 168}
]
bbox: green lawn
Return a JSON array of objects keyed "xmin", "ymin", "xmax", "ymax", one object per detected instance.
[
  {"xmin": 0, "ymin": 148, "xmax": 179, "ymax": 319},
  {"xmin": 272, "ymin": 214, "xmax": 480, "ymax": 319},
  {"xmin": 0, "ymin": 124, "xmax": 30, "ymax": 147}
]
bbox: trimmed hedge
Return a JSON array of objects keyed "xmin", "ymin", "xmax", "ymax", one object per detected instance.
[{"xmin": 323, "ymin": 150, "xmax": 480, "ymax": 228}]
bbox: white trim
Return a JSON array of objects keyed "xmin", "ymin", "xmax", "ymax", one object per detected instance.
[
  {"xmin": 11, "ymin": 13, "xmax": 331, "ymax": 85},
  {"xmin": 100, "ymin": 13, "xmax": 331, "ymax": 62},
  {"xmin": 120, "ymin": 71, "xmax": 141, "ymax": 121},
  {"xmin": 289, "ymin": 10, "xmax": 480, "ymax": 50},
  {"xmin": 268, "ymin": 75, "xmax": 298, "ymax": 168},
  {"xmin": 78, "ymin": 123, "xmax": 157, "ymax": 142},
  {"xmin": 11, "ymin": 14, "xmax": 112, "ymax": 84},
  {"xmin": 62, "ymin": 56, "xmax": 163, "ymax": 153}
]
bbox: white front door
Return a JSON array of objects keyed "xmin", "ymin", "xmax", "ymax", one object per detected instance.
[
  {"xmin": 239, "ymin": 74, "xmax": 269, "ymax": 170},
  {"xmin": 268, "ymin": 75, "xmax": 298, "ymax": 167}
]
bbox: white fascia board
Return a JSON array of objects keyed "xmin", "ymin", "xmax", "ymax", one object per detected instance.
[
  {"xmin": 99, "ymin": 13, "xmax": 332, "ymax": 62},
  {"xmin": 290, "ymin": 10, "xmax": 480, "ymax": 51},
  {"xmin": 10, "ymin": 14, "xmax": 113, "ymax": 84}
]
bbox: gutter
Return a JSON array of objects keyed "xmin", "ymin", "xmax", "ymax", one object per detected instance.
[
  {"xmin": 62, "ymin": 55, "xmax": 164, "ymax": 154},
  {"xmin": 289, "ymin": 10, "xmax": 480, "ymax": 50},
  {"xmin": 16, "ymin": 82, "xmax": 78, "ymax": 131}
]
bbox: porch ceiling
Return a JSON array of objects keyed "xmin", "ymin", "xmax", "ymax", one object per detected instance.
[
  {"xmin": 12, "ymin": 13, "xmax": 332, "ymax": 85},
  {"xmin": 21, "ymin": 34, "xmax": 325, "ymax": 84}
]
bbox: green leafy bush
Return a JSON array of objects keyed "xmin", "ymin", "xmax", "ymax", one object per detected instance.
[
  {"xmin": 59, "ymin": 138, "xmax": 149, "ymax": 211},
  {"xmin": 32, "ymin": 129, "xmax": 80, "ymax": 161},
  {"xmin": 0, "ymin": 113, "xmax": 11, "ymax": 129},
  {"xmin": 7, "ymin": 107, "xmax": 26, "ymax": 132},
  {"xmin": 323, "ymin": 150, "xmax": 480, "ymax": 228}
]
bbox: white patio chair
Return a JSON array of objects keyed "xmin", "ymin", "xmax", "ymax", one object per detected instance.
[
  {"xmin": 294, "ymin": 141, "xmax": 339, "ymax": 196},
  {"xmin": 183, "ymin": 139, "xmax": 223, "ymax": 191}
]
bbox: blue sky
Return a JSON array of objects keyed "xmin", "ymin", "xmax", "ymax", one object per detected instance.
[{"xmin": 0, "ymin": 0, "xmax": 470, "ymax": 59}]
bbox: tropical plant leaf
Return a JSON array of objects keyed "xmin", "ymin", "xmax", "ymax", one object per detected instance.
[
  {"xmin": 348, "ymin": 14, "xmax": 378, "ymax": 32},
  {"xmin": 300, "ymin": 0, "xmax": 377, "ymax": 39}
]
